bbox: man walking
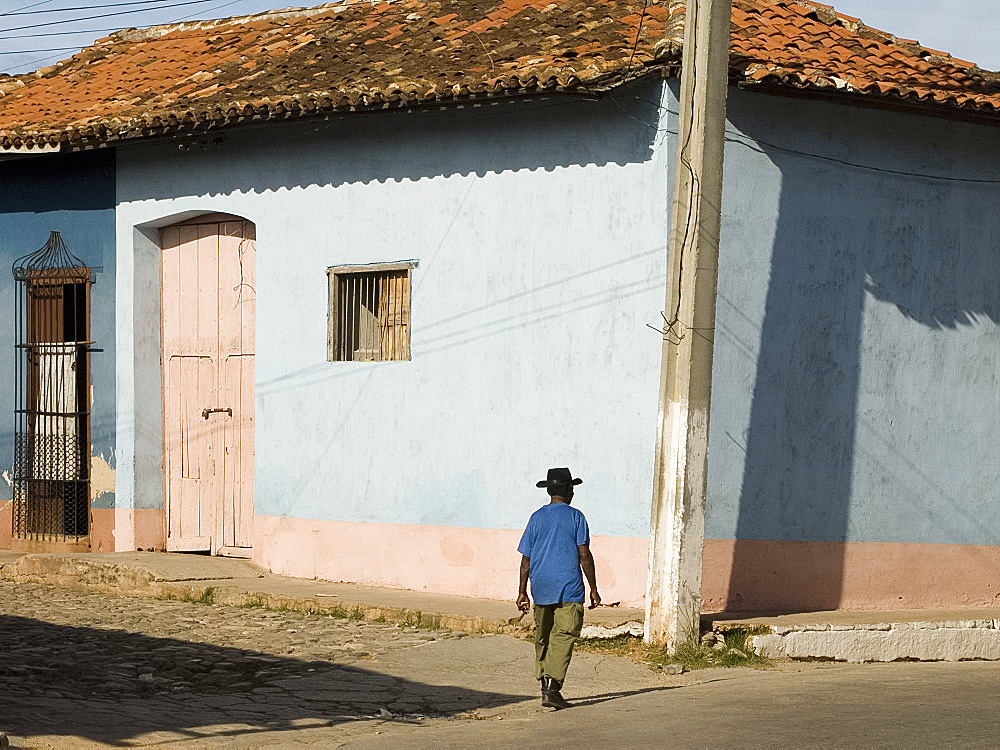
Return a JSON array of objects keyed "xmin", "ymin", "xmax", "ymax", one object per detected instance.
[{"xmin": 516, "ymin": 467, "xmax": 600, "ymax": 710}]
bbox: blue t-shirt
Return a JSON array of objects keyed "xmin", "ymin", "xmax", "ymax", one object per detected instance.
[{"xmin": 517, "ymin": 503, "xmax": 590, "ymax": 605}]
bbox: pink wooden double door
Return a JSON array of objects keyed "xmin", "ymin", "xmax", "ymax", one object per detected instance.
[{"xmin": 160, "ymin": 216, "xmax": 255, "ymax": 556}]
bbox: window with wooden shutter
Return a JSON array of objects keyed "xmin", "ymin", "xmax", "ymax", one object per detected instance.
[{"xmin": 327, "ymin": 263, "xmax": 413, "ymax": 362}]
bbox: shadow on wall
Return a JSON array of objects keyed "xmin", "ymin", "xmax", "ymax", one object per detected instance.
[
  {"xmin": 2, "ymin": 613, "xmax": 526, "ymax": 744},
  {"xmin": 721, "ymin": 94, "xmax": 1000, "ymax": 612},
  {"xmin": 0, "ymin": 151, "xmax": 114, "ymax": 214},
  {"xmin": 119, "ymin": 82, "xmax": 662, "ymax": 200}
]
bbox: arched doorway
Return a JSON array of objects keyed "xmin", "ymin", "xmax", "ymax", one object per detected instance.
[{"xmin": 160, "ymin": 213, "xmax": 255, "ymax": 556}]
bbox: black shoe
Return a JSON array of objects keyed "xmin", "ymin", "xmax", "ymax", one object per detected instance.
[{"xmin": 541, "ymin": 677, "xmax": 571, "ymax": 710}]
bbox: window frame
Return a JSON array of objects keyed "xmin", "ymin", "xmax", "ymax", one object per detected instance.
[{"xmin": 326, "ymin": 260, "xmax": 416, "ymax": 363}]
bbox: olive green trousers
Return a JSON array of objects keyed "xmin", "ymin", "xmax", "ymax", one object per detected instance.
[{"xmin": 533, "ymin": 602, "xmax": 584, "ymax": 683}]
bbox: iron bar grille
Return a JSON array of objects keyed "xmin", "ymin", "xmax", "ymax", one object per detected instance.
[
  {"xmin": 12, "ymin": 231, "xmax": 92, "ymax": 542},
  {"xmin": 328, "ymin": 266, "xmax": 411, "ymax": 362}
]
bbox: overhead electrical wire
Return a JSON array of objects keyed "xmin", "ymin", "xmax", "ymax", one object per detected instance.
[
  {"xmin": 0, "ymin": 0, "xmax": 243, "ymax": 71},
  {"xmin": 0, "ymin": 0, "xmax": 331, "ymax": 70},
  {"xmin": 2, "ymin": 49, "xmax": 72, "ymax": 70},
  {"xmin": 620, "ymin": 0, "xmax": 649, "ymax": 86},
  {"xmin": 614, "ymin": 88, "xmax": 1000, "ymax": 186},
  {"xmin": 0, "ymin": 26, "xmax": 120, "ymax": 37},
  {"xmin": 0, "ymin": 0, "xmax": 215, "ymax": 35},
  {"xmin": 726, "ymin": 129, "xmax": 1000, "ymax": 185},
  {"xmin": 171, "ymin": 0, "xmax": 239, "ymax": 22},
  {"xmin": 2, "ymin": 0, "xmax": 213, "ymax": 16},
  {"xmin": 0, "ymin": 0, "xmax": 245, "ymax": 46},
  {"xmin": 0, "ymin": 45, "xmax": 77, "ymax": 53},
  {"xmin": 1, "ymin": 0, "xmax": 56, "ymax": 15}
]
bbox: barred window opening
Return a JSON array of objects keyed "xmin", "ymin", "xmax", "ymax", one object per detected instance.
[
  {"xmin": 327, "ymin": 264, "xmax": 412, "ymax": 362},
  {"xmin": 12, "ymin": 232, "xmax": 93, "ymax": 542}
]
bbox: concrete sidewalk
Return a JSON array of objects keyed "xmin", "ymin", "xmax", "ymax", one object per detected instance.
[
  {"xmin": 3, "ymin": 550, "xmax": 1000, "ymax": 661},
  {"xmin": 0, "ymin": 551, "xmax": 643, "ymax": 637}
]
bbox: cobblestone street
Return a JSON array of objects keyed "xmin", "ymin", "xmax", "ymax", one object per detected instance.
[
  {"xmin": 0, "ymin": 581, "xmax": 532, "ymax": 747},
  {"xmin": 6, "ymin": 581, "xmax": 1000, "ymax": 749}
]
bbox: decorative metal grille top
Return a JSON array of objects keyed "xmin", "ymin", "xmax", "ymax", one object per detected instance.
[{"xmin": 13, "ymin": 231, "xmax": 88, "ymax": 281}]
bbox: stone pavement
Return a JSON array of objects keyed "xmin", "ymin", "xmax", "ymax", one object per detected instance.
[
  {"xmin": 348, "ymin": 660, "xmax": 1000, "ymax": 749},
  {"xmin": 6, "ymin": 581, "xmax": 1000, "ymax": 748},
  {"xmin": 3, "ymin": 550, "xmax": 1000, "ymax": 661},
  {"xmin": 0, "ymin": 581, "xmax": 671, "ymax": 748}
]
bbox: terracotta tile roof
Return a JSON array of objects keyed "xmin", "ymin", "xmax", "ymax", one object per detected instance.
[
  {"xmin": 729, "ymin": 1, "xmax": 1000, "ymax": 116},
  {"xmin": 0, "ymin": 0, "xmax": 683, "ymax": 150},
  {"xmin": 1, "ymin": 0, "xmax": 998, "ymax": 152}
]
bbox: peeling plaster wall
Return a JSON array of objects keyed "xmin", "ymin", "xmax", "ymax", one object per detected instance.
[
  {"xmin": 90, "ymin": 453, "xmax": 116, "ymax": 503},
  {"xmin": 0, "ymin": 151, "xmax": 117, "ymax": 518},
  {"xmin": 114, "ymin": 84, "xmax": 673, "ymax": 552}
]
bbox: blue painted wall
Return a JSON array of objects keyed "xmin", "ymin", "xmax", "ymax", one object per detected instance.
[
  {"xmin": 706, "ymin": 86, "xmax": 1000, "ymax": 547},
  {"xmin": 112, "ymin": 77, "xmax": 999, "ymax": 563},
  {"xmin": 115, "ymin": 83, "xmax": 672, "ymax": 537},
  {"xmin": 0, "ymin": 150, "xmax": 116, "ymax": 505}
]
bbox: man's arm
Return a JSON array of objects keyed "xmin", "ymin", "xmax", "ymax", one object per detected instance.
[
  {"xmin": 578, "ymin": 544, "xmax": 601, "ymax": 609},
  {"xmin": 516, "ymin": 555, "xmax": 531, "ymax": 612}
]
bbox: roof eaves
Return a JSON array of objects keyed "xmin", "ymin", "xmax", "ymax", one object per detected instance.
[
  {"xmin": 736, "ymin": 74, "xmax": 1000, "ymax": 128},
  {"xmin": 0, "ymin": 45, "xmax": 682, "ymax": 153},
  {"xmin": 0, "ymin": 76, "xmax": 619, "ymax": 153}
]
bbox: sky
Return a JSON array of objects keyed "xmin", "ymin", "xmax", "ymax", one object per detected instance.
[{"xmin": 0, "ymin": 0, "xmax": 997, "ymax": 76}]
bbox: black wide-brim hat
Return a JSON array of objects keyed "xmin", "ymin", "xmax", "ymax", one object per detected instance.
[{"xmin": 536, "ymin": 467, "xmax": 583, "ymax": 489}]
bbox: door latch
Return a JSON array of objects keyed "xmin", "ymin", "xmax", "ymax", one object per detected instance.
[{"xmin": 202, "ymin": 407, "xmax": 233, "ymax": 419}]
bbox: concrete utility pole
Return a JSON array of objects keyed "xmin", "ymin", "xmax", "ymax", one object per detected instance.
[{"xmin": 645, "ymin": 0, "xmax": 732, "ymax": 648}]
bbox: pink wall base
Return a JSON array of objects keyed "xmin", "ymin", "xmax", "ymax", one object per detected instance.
[
  {"xmin": 0, "ymin": 501, "xmax": 11, "ymax": 550},
  {"xmin": 253, "ymin": 515, "xmax": 650, "ymax": 607},
  {"xmin": 90, "ymin": 508, "xmax": 165, "ymax": 552},
  {"xmin": 123, "ymin": 508, "xmax": 166, "ymax": 550},
  {"xmin": 11, "ymin": 505, "xmax": 1000, "ymax": 614},
  {"xmin": 702, "ymin": 538, "xmax": 1000, "ymax": 612},
  {"xmin": 253, "ymin": 523, "xmax": 1000, "ymax": 612},
  {"xmin": 90, "ymin": 508, "xmax": 116, "ymax": 552}
]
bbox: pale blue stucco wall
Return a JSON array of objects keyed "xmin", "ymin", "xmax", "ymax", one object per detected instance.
[
  {"xmin": 114, "ymin": 82, "xmax": 673, "ymax": 536},
  {"xmin": 705, "ymin": 86, "xmax": 1000, "ymax": 547},
  {"xmin": 113, "ymin": 78, "xmax": 999, "ymax": 552},
  {"xmin": 0, "ymin": 150, "xmax": 116, "ymax": 506}
]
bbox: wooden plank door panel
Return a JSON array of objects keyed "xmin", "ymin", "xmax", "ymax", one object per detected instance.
[
  {"xmin": 221, "ymin": 353, "xmax": 253, "ymax": 550},
  {"xmin": 161, "ymin": 223, "xmax": 222, "ymax": 553},
  {"xmin": 217, "ymin": 222, "xmax": 255, "ymax": 553},
  {"xmin": 164, "ymin": 354, "xmax": 214, "ymax": 550}
]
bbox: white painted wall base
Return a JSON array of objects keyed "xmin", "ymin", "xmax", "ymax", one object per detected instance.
[{"xmin": 750, "ymin": 620, "xmax": 1000, "ymax": 663}]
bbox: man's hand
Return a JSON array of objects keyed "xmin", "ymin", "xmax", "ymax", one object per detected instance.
[
  {"xmin": 578, "ymin": 543, "xmax": 600, "ymax": 609},
  {"xmin": 516, "ymin": 555, "xmax": 531, "ymax": 613}
]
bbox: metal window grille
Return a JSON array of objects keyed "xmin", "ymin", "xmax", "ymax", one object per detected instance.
[
  {"xmin": 327, "ymin": 264, "xmax": 412, "ymax": 362},
  {"xmin": 12, "ymin": 232, "xmax": 93, "ymax": 542}
]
